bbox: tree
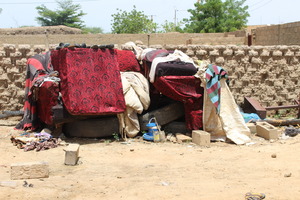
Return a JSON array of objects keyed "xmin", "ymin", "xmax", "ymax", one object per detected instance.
[
  {"xmin": 223, "ymin": 0, "xmax": 249, "ymax": 32},
  {"xmin": 36, "ymin": 0, "xmax": 86, "ymax": 29},
  {"xmin": 111, "ymin": 6, "xmax": 158, "ymax": 34},
  {"xmin": 184, "ymin": 0, "xmax": 249, "ymax": 33},
  {"xmin": 160, "ymin": 20, "xmax": 184, "ymax": 33}
]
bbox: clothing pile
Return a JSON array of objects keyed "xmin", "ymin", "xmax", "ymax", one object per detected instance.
[{"xmin": 10, "ymin": 129, "xmax": 60, "ymax": 152}]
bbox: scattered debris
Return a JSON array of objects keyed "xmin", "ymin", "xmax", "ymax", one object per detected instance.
[
  {"xmin": 245, "ymin": 192, "xmax": 265, "ymax": 200},
  {"xmin": 175, "ymin": 133, "xmax": 192, "ymax": 143},
  {"xmin": 0, "ymin": 181, "xmax": 17, "ymax": 188},
  {"xmin": 284, "ymin": 126, "xmax": 300, "ymax": 137},
  {"xmin": 284, "ymin": 173, "xmax": 292, "ymax": 177},
  {"xmin": 23, "ymin": 181, "xmax": 33, "ymax": 188},
  {"xmin": 10, "ymin": 130, "xmax": 61, "ymax": 152}
]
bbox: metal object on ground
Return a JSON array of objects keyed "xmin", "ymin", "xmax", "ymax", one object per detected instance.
[{"xmin": 243, "ymin": 95, "xmax": 300, "ymax": 119}]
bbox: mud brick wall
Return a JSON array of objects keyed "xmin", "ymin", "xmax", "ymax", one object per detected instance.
[
  {"xmin": 0, "ymin": 31, "xmax": 246, "ymax": 47},
  {"xmin": 253, "ymin": 22, "xmax": 300, "ymax": 45},
  {"xmin": 173, "ymin": 44, "xmax": 300, "ymax": 108},
  {"xmin": 0, "ymin": 44, "xmax": 300, "ymax": 113},
  {"xmin": 0, "ymin": 44, "xmax": 51, "ymax": 111}
]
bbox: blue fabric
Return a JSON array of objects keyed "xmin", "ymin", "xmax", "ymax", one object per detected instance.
[{"xmin": 241, "ymin": 112, "xmax": 261, "ymax": 123}]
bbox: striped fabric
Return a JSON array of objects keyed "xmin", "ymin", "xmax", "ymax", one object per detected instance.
[
  {"xmin": 205, "ymin": 64, "xmax": 229, "ymax": 113},
  {"xmin": 15, "ymin": 52, "xmax": 54, "ymax": 130}
]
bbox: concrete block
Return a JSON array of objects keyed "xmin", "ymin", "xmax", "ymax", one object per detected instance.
[
  {"xmin": 192, "ymin": 130, "xmax": 211, "ymax": 147},
  {"xmin": 11, "ymin": 161, "xmax": 49, "ymax": 180},
  {"xmin": 246, "ymin": 123, "xmax": 256, "ymax": 134},
  {"xmin": 64, "ymin": 144, "xmax": 80, "ymax": 165},
  {"xmin": 256, "ymin": 122, "xmax": 280, "ymax": 140}
]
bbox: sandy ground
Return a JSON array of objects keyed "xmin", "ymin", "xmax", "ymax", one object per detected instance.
[{"xmin": 0, "ymin": 122, "xmax": 300, "ymax": 200}]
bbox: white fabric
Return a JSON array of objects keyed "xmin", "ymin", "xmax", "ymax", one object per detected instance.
[
  {"xmin": 118, "ymin": 72, "xmax": 150, "ymax": 138},
  {"xmin": 202, "ymin": 78, "xmax": 251, "ymax": 145},
  {"xmin": 219, "ymin": 79, "xmax": 251, "ymax": 144},
  {"xmin": 149, "ymin": 49, "xmax": 196, "ymax": 83},
  {"xmin": 122, "ymin": 42, "xmax": 144, "ymax": 60}
]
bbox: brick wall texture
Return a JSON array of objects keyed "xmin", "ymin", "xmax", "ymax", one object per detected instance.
[
  {"xmin": 1, "ymin": 43, "xmax": 300, "ymax": 113},
  {"xmin": 0, "ymin": 31, "xmax": 246, "ymax": 47},
  {"xmin": 253, "ymin": 21, "xmax": 300, "ymax": 45}
]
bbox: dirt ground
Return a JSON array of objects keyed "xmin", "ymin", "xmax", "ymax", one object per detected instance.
[{"xmin": 0, "ymin": 120, "xmax": 300, "ymax": 200}]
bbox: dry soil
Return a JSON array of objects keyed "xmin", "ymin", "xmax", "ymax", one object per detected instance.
[{"xmin": 0, "ymin": 123, "xmax": 300, "ymax": 200}]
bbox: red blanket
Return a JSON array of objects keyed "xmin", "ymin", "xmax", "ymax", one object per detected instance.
[
  {"xmin": 51, "ymin": 48, "xmax": 126, "ymax": 115},
  {"xmin": 116, "ymin": 49, "xmax": 141, "ymax": 72},
  {"xmin": 16, "ymin": 52, "xmax": 57, "ymax": 130},
  {"xmin": 153, "ymin": 76, "xmax": 204, "ymax": 130}
]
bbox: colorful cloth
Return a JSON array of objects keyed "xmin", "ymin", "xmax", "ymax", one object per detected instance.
[
  {"xmin": 144, "ymin": 49, "xmax": 169, "ymax": 62},
  {"xmin": 153, "ymin": 76, "xmax": 204, "ymax": 130},
  {"xmin": 116, "ymin": 49, "xmax": 141, "ymax": 72},
  {"xmin": 149, "ymin": 50, "xmax": 196, "ymax": 83},
  {"xmin": 205, "ymin": 64, "xmax": 229, "ymax": 113},
  {"xmin": 51, "ymin": 48, "xmax": 126, "ymax": 115},
  {"xmin": 15, "ymin": 52, "xmax": 57, "ymax": 130}
]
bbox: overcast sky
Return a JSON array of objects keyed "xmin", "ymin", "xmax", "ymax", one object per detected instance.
[{"xmin": 0, "ymin": 0, "xmax": 299, "ymax": 33}]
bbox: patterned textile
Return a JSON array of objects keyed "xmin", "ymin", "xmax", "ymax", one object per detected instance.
[
  {"xmin": 116, "ymin": 49, "xmax": 141, "ymax": 72},
  {"xmin": 205, "ymin": 64, "xmax": 228, "ymax": 113},
  {"xmin": 144, "ymin": 49, "xmax": 169, "ymax": 62},
  {"xmin": 37, "ymin": 81, "xmax": 59, "ymax": 125},
  {"xmin": 15, "ymin": 52, "xmax": 57, "ymax": 130},
  {"xmin": 51, "ymin": 48, "xmax": 126, "ymax": 115},
  {"xmin": 153, "ymin": 76, "xmax": 204, "ymax": 130}
]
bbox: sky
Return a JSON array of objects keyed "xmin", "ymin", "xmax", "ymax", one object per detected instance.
[{"xmin": 0, "ymin": 0, "xmax": 299, "ymax": 33}]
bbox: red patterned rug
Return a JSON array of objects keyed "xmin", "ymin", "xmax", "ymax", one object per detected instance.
[{"xmin": 51, "ymin": 48, "xmax": 126, "ymax": 115}]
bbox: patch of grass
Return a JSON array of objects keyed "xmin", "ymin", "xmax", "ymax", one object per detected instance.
[{"xmin": 112, "ymin": 132, "xmax": 120, "ymax": 141}]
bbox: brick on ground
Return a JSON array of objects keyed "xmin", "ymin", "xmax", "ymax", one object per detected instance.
[
  {"xmin": 192, "ymin": 130, "xmax": 211, "ymax": 147},
  {"xmin": 11, "ymin": 161, "xmax": 49, "ymax": 180},
  {"xmin": 256, "ymin": 122, "xmax": 280, "ymax": 140},
  {"xmin": 64, "ymin": 143, "xmax": 80, "ymax": 166}
]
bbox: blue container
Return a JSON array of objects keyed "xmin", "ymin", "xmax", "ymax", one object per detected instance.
[{"xmin": 146, "ymin": 122, "xmax": 158, "ymax": 136}]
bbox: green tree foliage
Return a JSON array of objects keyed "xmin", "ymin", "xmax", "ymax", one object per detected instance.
[
  {"xmin": 160, "ymin": 20, "xmax": 184, "ymax": 33},
  {"xmin": 82, "ymin": 26, "xmax": 104, "ymax": 34},
  {"xmin": 36, "ymin": 0, "xmax": 86, "ymax": 29},
  {"xmin": 184, "ymin": 0, "xmax": 249, "ymax": 33},
  {"xmin": 111, "ymin": 6, "xmax": 158, "ymax": 34}
]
